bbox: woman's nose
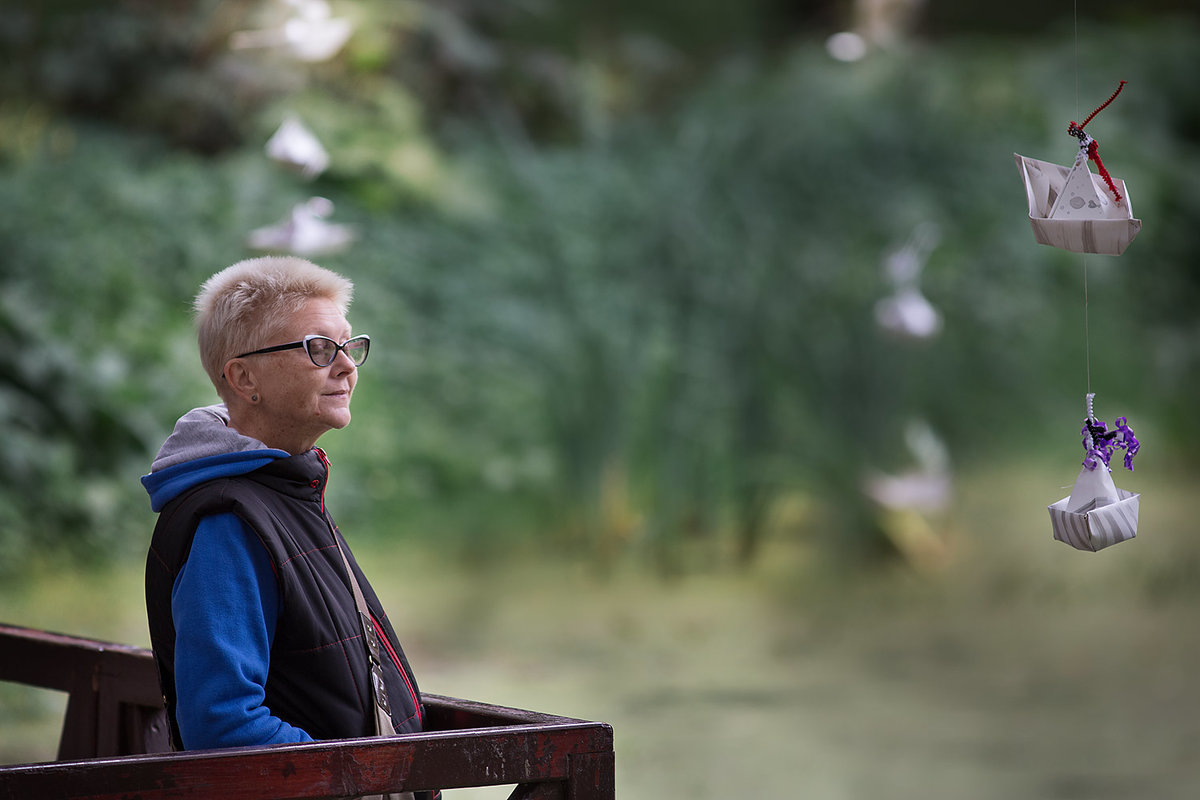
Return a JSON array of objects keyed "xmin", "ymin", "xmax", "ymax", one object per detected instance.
[{"xmin": 330, "ymin": 348, "xmax": 357, "ymax": 372}]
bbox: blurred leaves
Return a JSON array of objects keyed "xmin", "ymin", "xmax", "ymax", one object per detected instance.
[
  {"xmin": 0, "ymin": 291, "xmax": 146, "ymax": 567},
  {"xmin": 0, "ymin": 1, "xmax": 260, "ymax": 153},
  {"xmin": 335, "ymin": 22, "xmax": 1200, "ymax": 571},
  {"xmin": 0, "ymin": 1, "xmax": 1198, "ymax": 576}
]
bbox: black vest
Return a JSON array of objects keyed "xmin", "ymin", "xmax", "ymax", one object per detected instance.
[{"xmin": 145, "ymin": 449, "xmax": 426, "ymax": 749}]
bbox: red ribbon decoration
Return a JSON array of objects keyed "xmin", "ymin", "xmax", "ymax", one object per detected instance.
[{"xmin": 1067, "ymin": 80, "xmax": 1128, "ymax": 203}]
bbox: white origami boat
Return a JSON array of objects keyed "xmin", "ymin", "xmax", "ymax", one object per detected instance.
[
  {"xmin": 265, "ymin": 114, "xmax": 330, "ymax": 180},
  {"xmin": 1048, "ymin": 485, "xmax": 1139, "ymax": 552},
  {"xmin": 246, "ymin": 197, "xmax": 356, "ymax": 256},
  {"xmin": 230, "ymin": 0, "xmax": 353, "ymax": 63},
  {"xmin": 1014, "ymin": 153, "xmax": 1142, "ymax": 256},
  {"xmin": 1047, "ymin": 393, "xmax": 1141, "ymax": 551}
]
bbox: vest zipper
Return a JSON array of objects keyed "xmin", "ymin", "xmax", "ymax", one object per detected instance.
[{"xmin": 314, "ymin": 447, "xmax": 330, "ymax": 514}]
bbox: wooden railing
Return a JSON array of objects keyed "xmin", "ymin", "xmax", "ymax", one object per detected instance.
[{"xmin": 0, "ymin": 623, "xmax": 615, "ymax": 799}]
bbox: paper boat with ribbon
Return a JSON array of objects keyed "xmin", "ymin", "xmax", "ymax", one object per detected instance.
[
  {"xmin": 1048, "ymin": 393, "xmax": 1141, "ymax": 551},
  {"xmin": 1015, "ymin": 80, "xmax": 1141, "ymax": 256},
  {"xmin": 1015, "ymin": 153, "xmax": 1141, "ymax": 255}
]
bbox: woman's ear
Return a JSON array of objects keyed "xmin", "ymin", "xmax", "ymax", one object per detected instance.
[{"xmin": 223, "ymin": 359, "xmax": 260, "ymax": 404}]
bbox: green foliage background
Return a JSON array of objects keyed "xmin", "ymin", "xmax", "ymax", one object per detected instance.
[{"xmin": 1, "ymin": 1, "xmax": 1198, "ymax": 575}]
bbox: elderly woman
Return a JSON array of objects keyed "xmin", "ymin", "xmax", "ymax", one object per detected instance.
[{"xmin": 143, "ymin": 257, "xmax": 430, "ymax": 794}]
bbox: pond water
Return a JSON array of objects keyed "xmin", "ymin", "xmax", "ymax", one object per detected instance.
[{"xmin": 3, "ymin": 458, "xmax": 1199, "ymax": 799}]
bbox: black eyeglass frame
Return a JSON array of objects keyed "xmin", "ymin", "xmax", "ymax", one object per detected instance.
[{"xmin": 234, "ymin": 334, "xmax": 371, "ymax": 367}]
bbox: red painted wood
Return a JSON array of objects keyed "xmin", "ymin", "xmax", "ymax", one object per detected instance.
[
  {"xmin": 0, "ymin": 624, "xmax": 615, "ymax": 800},
  {"xmin": 2, "ymin": 723, "xmax": 613, "ymax": 799},
  {"xmin": 567, "ymin": 751, "xmax": 617, "ymax": 800}
]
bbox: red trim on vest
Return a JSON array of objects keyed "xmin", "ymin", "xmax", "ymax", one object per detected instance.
[{"xmin": 372, "ymin": 611, "xmax": 423, "ymax": 727}]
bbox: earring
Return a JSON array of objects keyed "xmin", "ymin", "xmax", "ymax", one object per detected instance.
[{"xmin": 251, "ymin": 394, "xmax": 259, "ymax": 403}]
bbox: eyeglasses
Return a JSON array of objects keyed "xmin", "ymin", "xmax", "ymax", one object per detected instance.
[{"xmin": 234, "ymin": 334, "xmax": 371, "ymax": 367}]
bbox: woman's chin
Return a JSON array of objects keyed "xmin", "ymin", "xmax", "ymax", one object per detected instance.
[{"xmin": 316, "ymin": 399, "xmax": 353, "ymax": 430}]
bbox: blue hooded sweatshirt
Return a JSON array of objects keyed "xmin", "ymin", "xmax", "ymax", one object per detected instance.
[{"xmin": 142, "ymin": 404, "xmax": 314, "ymax": 749}]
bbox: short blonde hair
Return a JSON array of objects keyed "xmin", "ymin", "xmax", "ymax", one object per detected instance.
[{"xmin": 194, "ymin": 256, "xmax": 354, "ymax": 394}]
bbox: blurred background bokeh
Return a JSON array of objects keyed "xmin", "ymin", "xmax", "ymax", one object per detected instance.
[{"xmin": 3, "ymin": 0, "xmax": 1200, "ymax": 797}]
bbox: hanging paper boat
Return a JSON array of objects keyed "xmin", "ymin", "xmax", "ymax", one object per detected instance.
[
  {"xmin": 230, "ymin": 0, "xmax": 353, "ymax": 63},
  {"xmin": 1014, "ymin": 154, "xmax": 1141, "ymax": 255},
  {"xmin": 875, "ymin": 287, "xmax": 942, "ymax": 340},
  {"xmin": 265, "ymin": 114, "xmax": 330, "ymax": 180},
  {"xmin": 874, "ymin": 223, "xmax": 943, "ymax": 340},
  {"xmin": 246, "ymin": 196, "xmax": 356, "ymax": 256},
  {"xmin": 1014, "ymin": 81, "xmax": 1141, "ymax": 256},
  {"xmin": 863, "ymin": 419, "xmax": 952, "ymax": 513},
  {"xmin": 1048, "ymin": 393, "xmax": 1141, "ymax": 551}
]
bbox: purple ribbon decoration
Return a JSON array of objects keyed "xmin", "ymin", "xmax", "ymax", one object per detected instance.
[{"xmin": 1080, "ymin": 414, "xmax": 1139, "ymax": 471}]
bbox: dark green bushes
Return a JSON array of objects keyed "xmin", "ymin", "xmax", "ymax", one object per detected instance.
[{"xmin": 1, "ymin": 7, "xmax": 1197, "ymax": 573}]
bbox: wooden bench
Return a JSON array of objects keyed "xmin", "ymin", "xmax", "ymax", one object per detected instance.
[{"xmin": 0, "ymin": 623, "xmax": 614, "ymax": 799}]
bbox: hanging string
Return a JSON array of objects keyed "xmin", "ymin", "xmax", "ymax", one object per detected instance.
[
  {"xmin": 1074, "ymin": 0, "xmax": 1091, "ymax": 395},
  {"xmin": 1074, "ymin": 0, "xmax": 1079, "ymax": 119},
  {"xmin": 1083, "ymin": 255, "xmax": 1091, "ymax": 392}
]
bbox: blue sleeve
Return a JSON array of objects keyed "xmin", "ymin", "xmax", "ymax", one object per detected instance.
[{"xmin": 171, "ymin": 512, "xmax": 314, "ymax": 749}]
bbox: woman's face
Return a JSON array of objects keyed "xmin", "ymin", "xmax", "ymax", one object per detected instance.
[{"xmin": 244, "ymin": 296, "xmax": 360, "ymax": 453}]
